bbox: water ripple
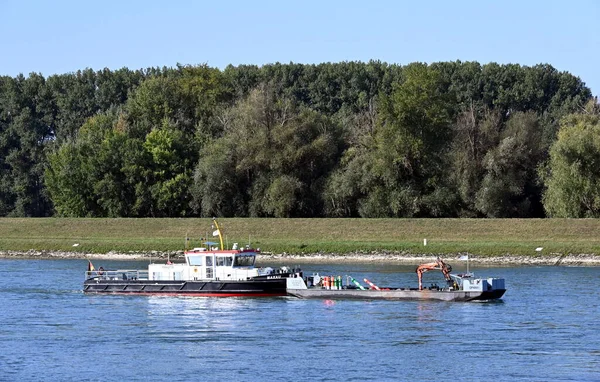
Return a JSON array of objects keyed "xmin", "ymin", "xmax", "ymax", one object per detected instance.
[{"xmin": 0, "ymin": 259, "xmax": 598, "ymax": 381}]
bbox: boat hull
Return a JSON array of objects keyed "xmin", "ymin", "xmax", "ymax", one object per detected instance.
[
  {"xmin": 287, "ymin": 288, "xmax": 506, "ymax": 302},
  {"xmin": 84, "ymin": 278, "xmax": 288, "ymax": 297}
]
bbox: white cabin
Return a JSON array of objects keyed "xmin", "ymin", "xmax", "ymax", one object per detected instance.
[
  {"xmin": 461, "ymin": 277, "xmax": 505, "ymax": 292},
  {"xmin": 148, "ymin": 248, "xmax": 263, "ymax": 281}
]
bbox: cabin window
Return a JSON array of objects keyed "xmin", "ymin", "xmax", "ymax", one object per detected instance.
[
  {"xmin": 234, "ymin": 255, "xmax": 255, "ymax": 267},
  {"xmin": 216, "ymin": 256, "xmax": 233, "ymax": 266},
  {"xmin": 206, "ymin": 256, "xmax": 213, "ymax": 266},
  {"xmin": 188, "ymin": 256, "xmax": 203, "ymax": 266},
  {"xmin": 206, "ymin": 267, "xmax": 213, "ymax": 278}
]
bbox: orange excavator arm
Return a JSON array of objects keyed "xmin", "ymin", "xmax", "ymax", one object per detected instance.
[{"xmin": 415, "ymin": 258, "xmax": 452, "ymax": 290}]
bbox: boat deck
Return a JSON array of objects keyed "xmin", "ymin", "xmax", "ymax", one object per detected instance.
[{"xmin": 287, "ymin": 287, "xmax": 506, "ymax": 302}]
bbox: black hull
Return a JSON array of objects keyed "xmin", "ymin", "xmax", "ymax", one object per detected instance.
[
  {"xmin": 84, "ymin": 278, "xmax": 287, "ymax": 297},
  {"xmin": 465, "ymin": 288, "xmax": 506, "ymax": 301}
]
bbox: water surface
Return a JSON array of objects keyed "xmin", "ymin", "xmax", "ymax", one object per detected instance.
[{"xmin": 0, "ymin": 259, "xmax": 598, "ymax": 381}]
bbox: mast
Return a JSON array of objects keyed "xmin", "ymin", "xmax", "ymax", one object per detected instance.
[{"xmin": 212, "ymin": 218, "xmax": 224, "ymax": 250}]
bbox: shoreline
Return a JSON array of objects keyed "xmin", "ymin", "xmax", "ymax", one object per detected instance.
[{"xmin": 1, "ymin": 250, "xmax": 599, "ymax": 266}]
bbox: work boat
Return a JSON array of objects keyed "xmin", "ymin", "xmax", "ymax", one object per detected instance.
[
  {"xmin": 286, "ymin": 257, "xmax": 506, "ymax": 302},
  {"xmin": 84, "ymin": 219, "xmax": 302, "ymax": 297}
]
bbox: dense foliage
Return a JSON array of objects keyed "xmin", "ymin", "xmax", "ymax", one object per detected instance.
[
  {"xmin": 0, "ymin": 61, "xmax": 596, "ymax": 217},
  {"xmin": 541, "ymin": 101, "xmax": 600, "ymax": 217}
]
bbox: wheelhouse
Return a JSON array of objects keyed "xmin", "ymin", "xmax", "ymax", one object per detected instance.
[{"xmin": 147, "ymin": 247, "xmax": 261, "ymax": 282}]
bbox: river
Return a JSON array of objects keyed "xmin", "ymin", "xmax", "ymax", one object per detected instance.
[{"xmin": 0, "ymin": 259, "xmax": 598, "ymax": 381}]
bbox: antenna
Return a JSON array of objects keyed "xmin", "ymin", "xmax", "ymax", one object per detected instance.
[{"xmin": 467, "ymin": 256, "xmax": 469, "ymax": 274}]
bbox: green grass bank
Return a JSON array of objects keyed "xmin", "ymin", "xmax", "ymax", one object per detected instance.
[{"xmin": 1, "ymin": 218, "xmax": 599, "ymax": 258}]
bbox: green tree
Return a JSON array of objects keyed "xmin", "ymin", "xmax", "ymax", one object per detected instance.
[
  {"xmin": 450, "ymin": 107, "xmax": 503, "ymax": 217},
  {"xmin": 193, "ymin": 84, "xmax": 343, "ymax": 217},
  {"xmin": 46, "ymin": 114, "xmax": 120, "ymax": 216},
  {"xmin": 3, "ymin": 61, "xmax": 594, "ymax": 218},
  {"xmin": 0, "ymin": 74, "xmax": 55, "ymax": 216},
  {"xmin": 142, "ymin": 122, "xmax": 194, "ymax": 216},
  {"xmin": 449, "ymin": 107, "xmax": 502, "ymax": 216},
  {"xmin": 475, "ymin": 112, "xmax": 544, "ymax": 217},
  {"xmin": 542, "ymin": 102, "xmax": 600, "ymax": 217},
  {"xmin": 363, "ymin": 64, "xmax": 456, "ymax": 216}
]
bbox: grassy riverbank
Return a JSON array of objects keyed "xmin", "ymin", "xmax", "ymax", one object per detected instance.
[{"xmin": 1, "ymin": 218, "xmax": 599, "ymax": 258}]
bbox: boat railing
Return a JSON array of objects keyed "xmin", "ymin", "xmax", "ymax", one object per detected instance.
[{"xmin": 85, "ymin": 269, "xmax": 149, "ymax": 281}]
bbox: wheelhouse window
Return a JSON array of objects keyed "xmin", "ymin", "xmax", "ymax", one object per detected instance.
[
  {"xmin": 206, "ymin": 256, "xmax": 213, "ymax": 266},
  {"xmin": 188, "ymin": 256, "xmax": 203, "ymax": 266},
  {"xmin": 216, "ymin": 256, "xmax": 233, "ymax": 266},
  {"xmin": 233, "ymin": 255, "xmax": 255, "ymax": 267}
]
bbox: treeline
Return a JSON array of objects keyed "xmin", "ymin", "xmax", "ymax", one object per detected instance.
[{"xmin": 0, "ymin": 61, "xmax": 598, "ymax": 218}]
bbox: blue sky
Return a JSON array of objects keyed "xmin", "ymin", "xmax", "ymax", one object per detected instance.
[{"xmin": 1, "ymin": 0, "xmax": 598, "ymax": 95}]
